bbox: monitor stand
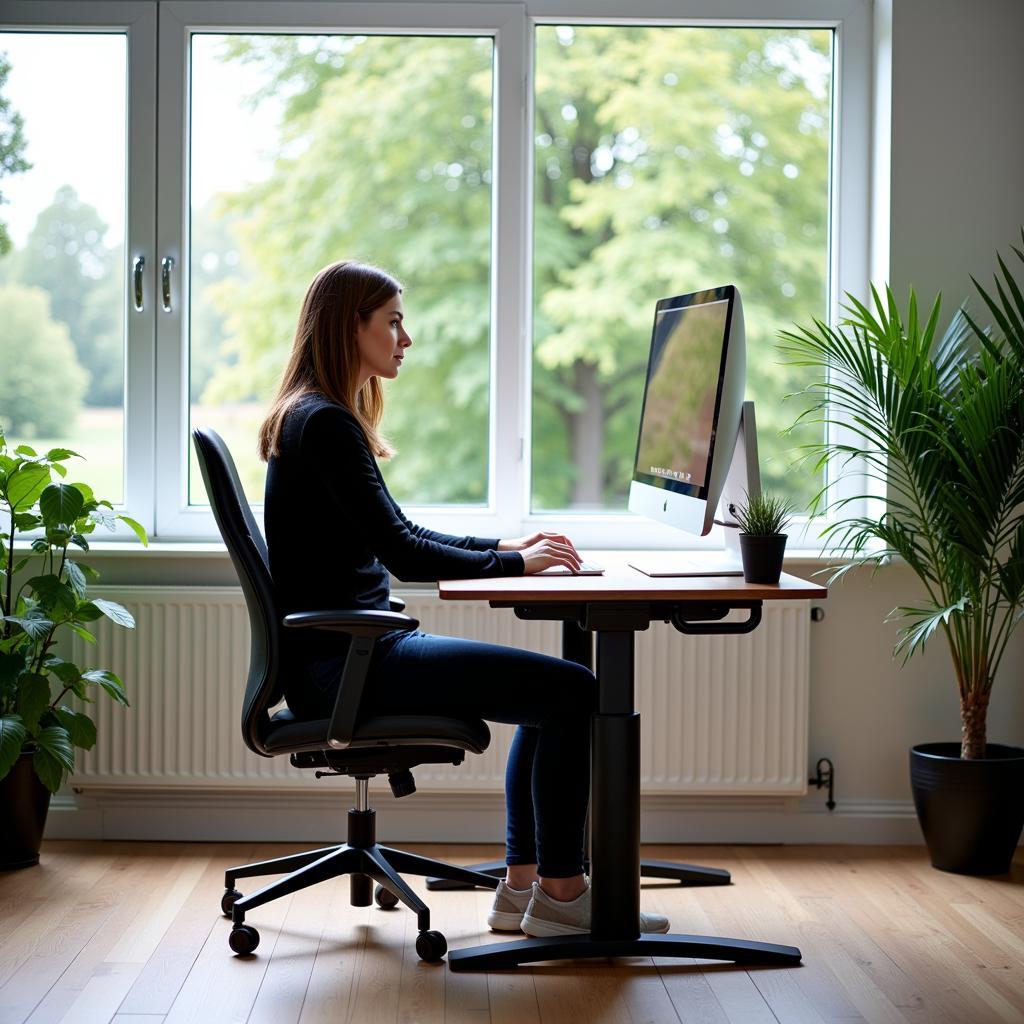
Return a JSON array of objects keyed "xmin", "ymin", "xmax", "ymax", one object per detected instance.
[{"xmin": 628, "ymin": 401, "xmax": 760, "ymax": 578}]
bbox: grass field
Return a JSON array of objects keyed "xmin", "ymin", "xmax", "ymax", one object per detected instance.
[{"xmin": 8, "ymin": 406, "xmax": 125, "ymax": 504}]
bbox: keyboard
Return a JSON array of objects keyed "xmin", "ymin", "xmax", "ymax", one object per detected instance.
[{"xmin": 539, "ymin": 560, "xmax": 606, "ymax": 576}]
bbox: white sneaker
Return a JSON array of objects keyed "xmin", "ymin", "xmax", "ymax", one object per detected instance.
[
  {"xmin": 521, "ymin": 880, "xmax": 671, "ymax": 937},
  {"xmin": 486, "ymin": 880, "xmax": 534, "ymax": 932}
]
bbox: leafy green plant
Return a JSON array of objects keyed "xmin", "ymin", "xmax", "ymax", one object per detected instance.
[
  {"xmin": 779, "ymin": 238, "xmax": 1024, "ymax": 760},
  {"xmin": 0, "ymin": 433, "xmax": 147, "ymax": 792},
  {"xmin": 732, "ymin": 492, "xmax": 794, "ymax": 536}
]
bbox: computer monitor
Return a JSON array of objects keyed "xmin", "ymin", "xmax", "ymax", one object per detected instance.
[{"xmin": 627, "ymin": 285, "xmax": 758, "ymax": 571}]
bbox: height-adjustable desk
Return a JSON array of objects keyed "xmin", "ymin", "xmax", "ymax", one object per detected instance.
[{"xmin": 439, "ymin": 552, "xmax": 827, "ymax": 971}]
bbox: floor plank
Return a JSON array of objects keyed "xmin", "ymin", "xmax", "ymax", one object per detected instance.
[{"xmin": 1, "ymin": 841, "xmax": 1022, "ymax": 1024}]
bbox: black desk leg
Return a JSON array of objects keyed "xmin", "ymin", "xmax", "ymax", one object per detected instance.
[{"xmin": 568, "ymin": 619, "xmax": 730, "ymax": 889}]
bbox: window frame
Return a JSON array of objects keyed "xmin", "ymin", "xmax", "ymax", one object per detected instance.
[
  {"xmin": 1, "ymin": 0, "xmax": 872, "ymax": 552},
  {"xmin": 0, "ymin": 0, "xmax": 157, "ymax": 542}
]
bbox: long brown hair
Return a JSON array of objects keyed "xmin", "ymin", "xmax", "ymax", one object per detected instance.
[{"xmin": 258, "ymin": 260, "xmax": 402, "ymax": 461}]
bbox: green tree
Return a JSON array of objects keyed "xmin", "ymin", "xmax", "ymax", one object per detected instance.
[
  {"xmin": 13, "ymin": 186, "xmax": 122, "ymax": 407},
  {"xmin": 191, "ymin": 197, "xmax": 246, "ymax": 405},
  {"xmin": 0, "ymin": 284, "xmax": 87, "ymax": 435},
  {"xmin": 0, "ymin": 51, "xmax": 31, "ymax": 256}
]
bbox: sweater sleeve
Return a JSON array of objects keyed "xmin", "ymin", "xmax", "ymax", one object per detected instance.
[
  {"xmin": 381, "ymin": 480, "xmax": 499, "ymax": 552},
  {"xmin": 302, "ymin": 404, "xmax": 523, "ymax": 582}
]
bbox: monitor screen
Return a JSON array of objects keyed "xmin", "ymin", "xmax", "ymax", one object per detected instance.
[{"xmin": 632, "ymin": 286, "xmax": 735, "ymax": 501}]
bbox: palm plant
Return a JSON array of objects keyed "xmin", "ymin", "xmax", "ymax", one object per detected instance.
[{"xmin": 779, "ymin": 241, "xmax": 1024, "ymax": 760}]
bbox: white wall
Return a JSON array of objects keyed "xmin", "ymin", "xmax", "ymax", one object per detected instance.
[
  {"xmin": 888, "ymin": 0, "xmax": 1024, "ymax": 324},
  {"xmin": 808, "ymin": 563, "xmax": 1024, "ymax": 802}
]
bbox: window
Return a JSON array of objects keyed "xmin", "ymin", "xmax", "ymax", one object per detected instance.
[
  {"xmin": 187, "ymin": 32, "xmax": 495, "ymax": 507},
  {"xmin": 3, "ymin": 1, "xmax": 869, "ymax": 548},
  {"xmin": 0, "ymin": 31, "xmax": 127, "ymax": 503},
  {"xmin": 531, "ymin": 24, "xmax": 833, "ymax": 515}
]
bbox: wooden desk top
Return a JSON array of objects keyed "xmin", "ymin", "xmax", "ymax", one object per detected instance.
[{"xmin": 439, "ymin": 551, "xmax": 828, "ymax": 603}]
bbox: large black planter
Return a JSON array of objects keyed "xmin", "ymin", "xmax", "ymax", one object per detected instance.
[
  {"xmin": 910, "ymin": 742, "xmax": 1024, "ymax": 875},
  {"xmin": 0, "ymin": 749, "xmax": 51, "ymax": 870},
  {"xmin": 739, "ymin": 533, "xmax": 787, "ymax": 584}
]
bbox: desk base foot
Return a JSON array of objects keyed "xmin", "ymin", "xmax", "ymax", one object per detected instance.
[
  {"xmin": 427, "ymin": 859, "xmax": 731, "ymax": 891},
  {"xmin": 640, "ymin": 859, "xmax": 731, "ymax": 886},
  {"xmin": 447, "ymin": 932, "xmax": 801, "ymax": 971},
  {"xmin": 426, "ymin": 860, "xmax": 505, "ymax": 891}
]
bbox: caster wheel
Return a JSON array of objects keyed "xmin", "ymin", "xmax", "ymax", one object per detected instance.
[
  {"xmin": 415, "ymin": 929, "xmax": 447, "ymax": 962},
  {"xmin": 374, "ymin": 884, "xmax": 400, "ymax": 910},
  {"xmin": 229, "ymin": 924, "xmax": 260, "ymax": 956},
  {"xmin": 221, "ymin": 888, "xmax": 242, "ymax": 916}
]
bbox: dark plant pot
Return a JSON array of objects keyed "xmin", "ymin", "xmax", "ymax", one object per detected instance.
[
  {"xmin": 738, "ymin": 533, "xmax": 787, "ymax": 584},
  {"xmin": 910, "ymin": 742, "xmax": 1024, "ymax": 875},
  {"xmin": 0, "ymin": 749, "xmax": 51, "ymax": 870}
]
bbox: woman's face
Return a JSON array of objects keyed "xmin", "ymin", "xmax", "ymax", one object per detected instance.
[{"xmin": 355, "ymin": 293, "xmax": 412, "ymax": 388}]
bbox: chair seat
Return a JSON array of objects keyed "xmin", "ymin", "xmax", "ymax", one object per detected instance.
[{"xmin": 265, "ymin": 707, "xmax": 491, "ymax": 756}]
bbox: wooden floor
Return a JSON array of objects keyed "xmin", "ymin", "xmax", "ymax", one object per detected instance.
[{"xmin": 2, "ymin": 841, "xmax": 1023, "ymax": 1024}]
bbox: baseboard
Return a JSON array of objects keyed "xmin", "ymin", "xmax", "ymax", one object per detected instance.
[{"xmin": 45, "ymin": 789, "xmax": 927, "ymax": 845}]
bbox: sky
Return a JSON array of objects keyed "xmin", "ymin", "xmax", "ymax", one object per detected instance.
[{"xmin": 0, "ymin": 32, "xmax": 279, "ymax": 249}]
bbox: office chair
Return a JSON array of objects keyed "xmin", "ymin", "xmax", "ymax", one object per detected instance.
[{"xmin": 193, "ymin": 427, "xmax": 500, "ymax": 962}]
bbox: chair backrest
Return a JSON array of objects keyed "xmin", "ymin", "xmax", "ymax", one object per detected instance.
[{"xmin": 192, "ymin": 427, "xmax": 282, "ymax": 757}]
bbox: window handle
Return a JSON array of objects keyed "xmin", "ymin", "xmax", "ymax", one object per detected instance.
[
  {"xmin": 161, "ymin": 256, "xmax": 175, "ymax": 313},
  {"xmin": 132, "ymin": 255, "xmax": 145, "ymax": 312}
]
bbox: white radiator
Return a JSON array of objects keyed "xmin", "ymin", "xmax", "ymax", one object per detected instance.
[{"xmin": 70, "ymin": 587, "xmax": 809, "ymax": 795}]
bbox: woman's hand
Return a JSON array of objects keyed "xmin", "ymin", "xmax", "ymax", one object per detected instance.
[{"xmin": 500, "ymin": 532, "xmax": 583, "ymax": 574}]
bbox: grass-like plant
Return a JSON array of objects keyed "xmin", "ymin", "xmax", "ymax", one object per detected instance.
[
  {"xmin": 778, "ymin": 236, "xmax": 1024, "ymax": 760},
  {"xmin": 732, "ymin": 492, "xmax": 794, "ymax": 536}
]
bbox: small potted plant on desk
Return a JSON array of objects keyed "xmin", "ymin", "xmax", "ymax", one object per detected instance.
[
  {"xmin": 0, "ymin": 435, "xmax": 147, "ymax": 869},
  {"xmin": 732, "ymin": 492, "xmax": 795, "ymax": 585},
  {"xmin": 779, "ymin": 238, "xmax": 1024, "ymax": 875}
]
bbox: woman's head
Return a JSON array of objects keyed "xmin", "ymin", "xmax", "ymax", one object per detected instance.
[{"xmin": 258, "ymin": 260, "xmax": 406, "ymax": 460}]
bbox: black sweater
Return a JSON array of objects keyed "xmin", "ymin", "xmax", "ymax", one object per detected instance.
[{"xmin": 264, "ymin": 393, "xmax": 523, "ymax": 670}]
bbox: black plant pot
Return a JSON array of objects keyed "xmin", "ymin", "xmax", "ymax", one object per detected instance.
[
  {"xmin": 910, "ymin": 742, "xmax": 1024, "ymax": 875},
  {"xmin": 0, "ymin": 749, "xmax": 51, "ymax": 870},
  {"xmin": 738, "ymin": 533, "xmax": 787, "ymax": 584}
]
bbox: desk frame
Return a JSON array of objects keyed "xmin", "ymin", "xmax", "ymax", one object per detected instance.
[{"xmin": 447, "ymin": 595, "xmax": 802, "ymax": 971}]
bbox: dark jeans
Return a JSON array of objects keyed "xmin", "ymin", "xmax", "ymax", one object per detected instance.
[{"xmin": 298, "ymin": 630, "xmax": 597, "ymax": 878}]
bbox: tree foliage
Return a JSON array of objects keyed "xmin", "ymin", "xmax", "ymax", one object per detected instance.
[
  {"xmin": 0, "ymin": 284, "xmax": 87, "ymax": 435},
  {"xmin": 8, "ymin": 186, "xmax": 124, "ymax": 406},
  {"xmin": 0, "ymin": 51, "xmax": 30, "ymax": 255}
]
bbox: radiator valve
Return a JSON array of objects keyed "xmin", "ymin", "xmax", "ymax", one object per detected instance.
[{"xmin": 808, "ymin": 757, "xmax": 836, "ymax": 810}]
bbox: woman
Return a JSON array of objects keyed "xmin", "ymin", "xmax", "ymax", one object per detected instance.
[{"xmin": 259, "ymin": 259, "xmax": 667, "ymax": 937}]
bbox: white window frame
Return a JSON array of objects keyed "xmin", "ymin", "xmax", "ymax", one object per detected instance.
[
  {"xmin": 0, "ymin": 1, "xmax": 157, "ymax": 542},
  {"xmin": 2, "ymin": 0, "xmax": 872, "ymax": 552}
]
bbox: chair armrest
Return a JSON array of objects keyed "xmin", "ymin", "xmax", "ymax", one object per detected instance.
[
  {"xmin": 282, "ymin": 608, "xmax": 419, "ymax": 750},
  {"xmin": 283, "ymin": 608, "xmax": 419, "ymax": 635}
]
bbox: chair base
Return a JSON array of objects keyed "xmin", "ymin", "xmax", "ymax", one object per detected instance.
[{"xmin": 221, "ymin": 806, "xmax": 499, "ymax": 962}]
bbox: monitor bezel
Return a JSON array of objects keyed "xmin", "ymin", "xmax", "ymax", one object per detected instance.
[{"xmin": 630, "ymin": 283, "xmax": 737, "ymax": 502}]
